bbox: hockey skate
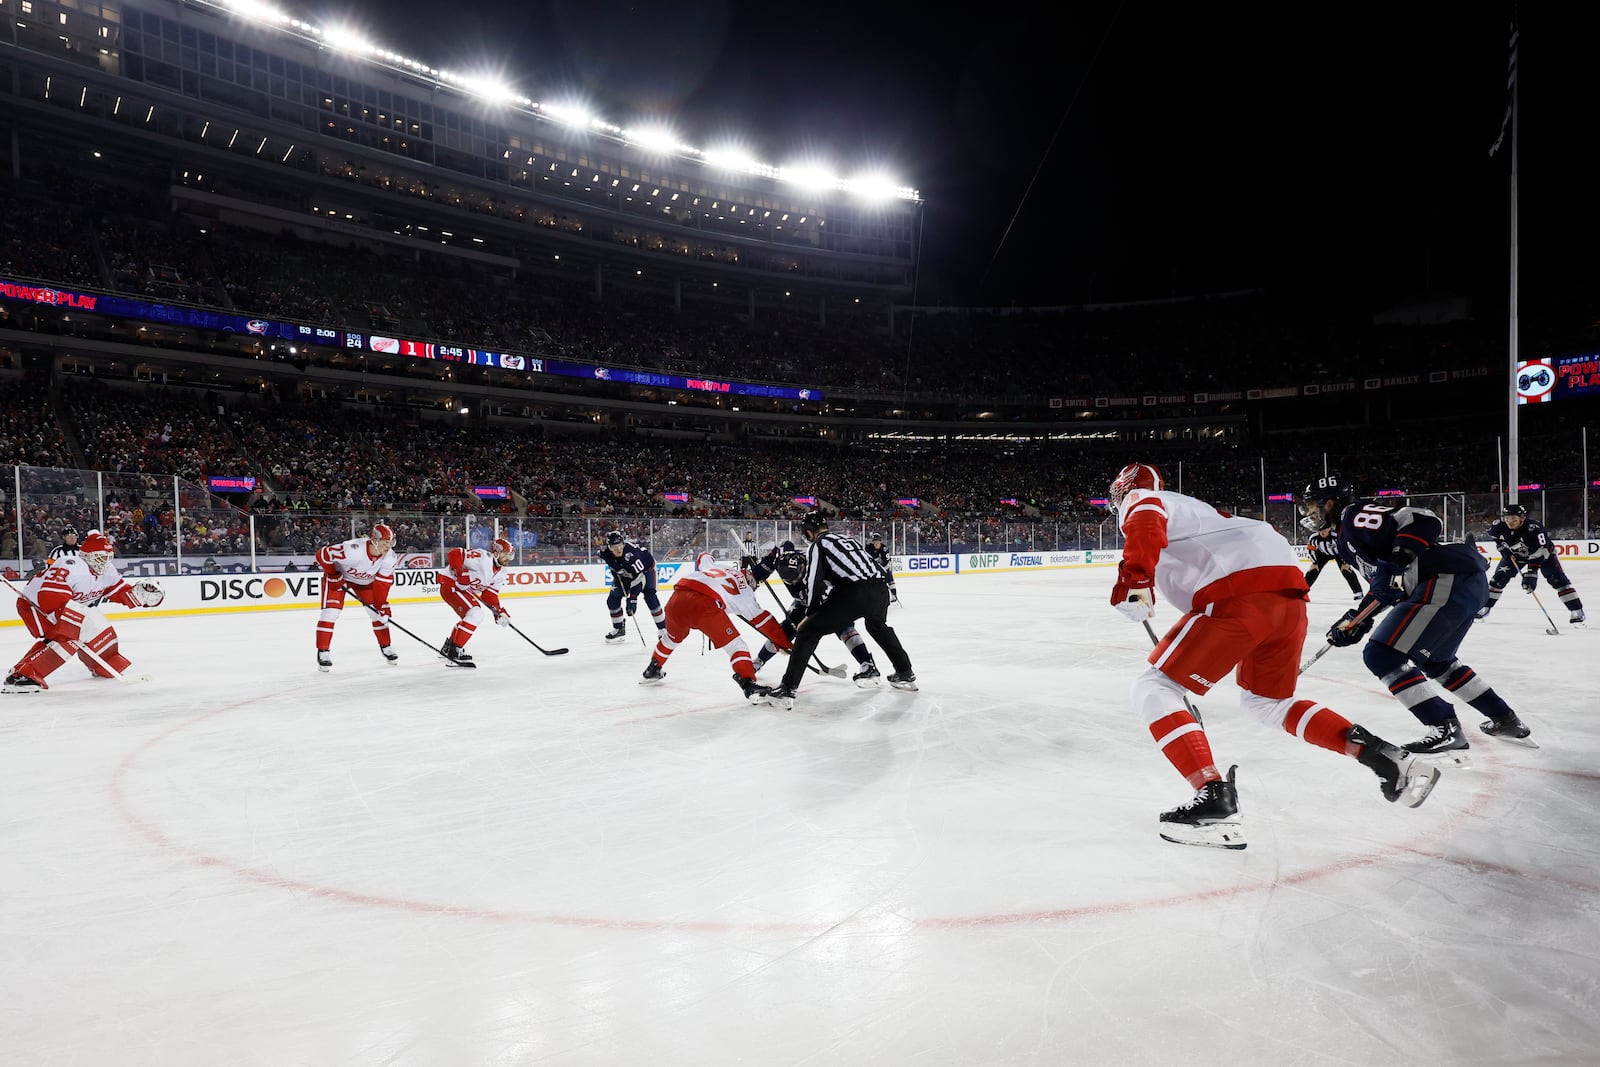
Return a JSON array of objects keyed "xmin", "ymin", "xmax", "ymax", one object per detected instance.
[
  {"xmin": 440, "ymin": 640, "xmax": 477, "ymax": 668},
  {"xmin": 767, "ymin": 684, "xmax": 797, "ymax": 711},
  {"xmin": 2, "ymin": 670, "xmax": 46, "ymax": 694},
  {"xmin": 604, "ymin": 625, "xmax": 628, "ymax": 642},
  {"xmin": 1402, "ymin": 718, "xmax": 1472, "ymax": 768},
  {"xmin": 1479, "ymin": 711, "xmax": 1538, "ymax": 748},
  {"xmin": 1474, "ymin": 603, "xmax": 1494, "ymax": 620},
  {"xmin": 887, "ymin": 670, "xmax": 918, "ymax": 692},
  {"xmin": 1350, "ymin": 725, "xmax": 1440, "ymax": 807},
  {"xmin": 852, "ymin": 663, "xmax": 882, "ymax": 688},
  {"xmin": 734, "ymin": 674, "xmax": 772, "ymax": 705},
  {"xmin": 1158, "ymin": 765, "xmax": 1246, "ymax": 849},
  {"xmin": 640, "ymin": 660, "xmax": 665, "ymax": 685},
  {"xmin": 316, "ymin": 650, "xmax": 332, "ymax": 673},
  {"xmin": 1571, "ymin": 609, "xmax": 1587, "ymax": 626},
  {"xmin": 380, "ymin": 645, "xmax": 398, "ymax": 665}
]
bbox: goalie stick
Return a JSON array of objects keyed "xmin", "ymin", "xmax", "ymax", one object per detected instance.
[{"xmin": 0, "ymin": 573, "xmax": 147, "ymax": 685}]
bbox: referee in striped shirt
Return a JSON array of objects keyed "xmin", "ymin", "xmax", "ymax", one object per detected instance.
[{"xmin": 769, "ymin": 511, "xmax": 916, "ymax": 708}]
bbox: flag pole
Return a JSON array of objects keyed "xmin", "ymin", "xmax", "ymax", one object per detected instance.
[{"xmin": 1506, "ymin": 19, "xmax": 1520, "ymax": 504}]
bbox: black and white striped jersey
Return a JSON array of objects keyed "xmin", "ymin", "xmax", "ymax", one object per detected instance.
[{"xmin": 805, "ymin": 532, "xmax": 884, "ymax": 610}]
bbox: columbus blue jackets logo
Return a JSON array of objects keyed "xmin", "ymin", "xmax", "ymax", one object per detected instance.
[
  {"xmin": 245, "ymin": 320, "xmax": 269, "ymax": 335},
  {"xmin": 593, "ymin": 367, "xmax": 610, "ymax": 380}
]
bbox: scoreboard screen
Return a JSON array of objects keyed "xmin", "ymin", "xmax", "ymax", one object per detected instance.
[{"xmin": 1556, "ymin": 354, "xmax": 1600, "ymax": 399}]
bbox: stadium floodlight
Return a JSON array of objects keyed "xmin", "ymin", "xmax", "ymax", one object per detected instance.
[
  {"xmin": 845, "ymin": 172, "xmax": 900, "ymax": 201},
  {"xmin": 779, "ymin": 164, "xmax": 839, "ymax": 191},
  {"xmin": 322, "ymin": 24, "xmax": 375, "ymax": 55},
  {"xmin": 541, "ymin": 102, "xmax": 593, "ymax": 129},
  {"xmin": 627, "ymin": 125, "xmax": 680, "ymax": 154}
]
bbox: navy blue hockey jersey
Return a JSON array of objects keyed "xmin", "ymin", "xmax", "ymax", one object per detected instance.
[
  {"xmin": 597, "ymin": 542, "xmax": 656, "ymax": 589},
  {"xmin": 1337, "ymin": 502, "xmax": 1485, "ymax": 593},
  {"xmin": 1485, "ymin": 517, "xmax": 1554, "ymax": 565}
]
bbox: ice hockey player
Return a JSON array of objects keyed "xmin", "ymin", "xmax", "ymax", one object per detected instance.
[
  {"xmin": 865, "ymin": 533, "xmax": 899, "ymax": 604},
  {"xmin": 313, "ymin": 523, "xmax": 399, "ymax": 672},
  {"xmin": 767, "ymin": 512, "xmax": 916, "ymax": 710},
  {"xmin": 1111, "ymin": 463, "xmax": 1438, "ymax": 850},
  {"xmin": 750, "ymin": 541, "xmax": 882, "ymax": 686},
  {"xmin": 598, "ymin": 530, "xmax": 666, "ymax": 641},
  {"xmin": 1303, "ymin": 475, "xmax": 1535, "ymax": 759},
  {"xmin": 435, "ymin": 536, "xmax": 514, "ymax": 668},
  {"xmin": 640, "ymin": 551, "xmax": 791, "ymax": 705},
  {"xmin": 1478, "ymin": 503, "xmax": 1585, "ymax": 625},
  {"xmin": 1299, "ymin": 499, "xmax": 1364, "ymax": 600},
  {"xmin": 4, "ymin": 532, "xmax": 165, "ymax": 693}
]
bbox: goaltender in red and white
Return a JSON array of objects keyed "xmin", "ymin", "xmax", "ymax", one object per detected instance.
[
  {"xmin": 436, "ymin": 537, "xmax": 514, "ymax": 668},
  {"xmin": 314, "ymin": 523, "xmax": 398, "ymax": 672},
  {"xmin": 4, "ymin": 531, "xmax": 165, "ymax": 693},
  {"xmin": 1109, "ymin": 462, "xmax": 1440, "ymax": 849},
  {"xmin": 641, "ymin": 551, "xmax": 792, "ymax": 704}
]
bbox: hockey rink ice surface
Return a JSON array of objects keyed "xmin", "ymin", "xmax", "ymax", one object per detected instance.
[{"xmin": 3, "ymin": 563, "xmax": 1599, "ymax": 1066}]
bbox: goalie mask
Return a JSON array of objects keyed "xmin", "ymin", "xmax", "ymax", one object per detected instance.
[
  {"xmin": 79, "ymin": 532, "xmax": 114, "ymax": 575},
  {"xmin": 1109, "ymin": 463, "xmax": 1165, "ymax": 508},
  {"xmin": 490, "ymin": 537, "xmax": 514, "ymax": 565}
]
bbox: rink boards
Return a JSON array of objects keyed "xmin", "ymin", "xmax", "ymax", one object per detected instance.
[{"xmin": 6, "ymin": 538, "xmax": 1596, "ymax": 623}]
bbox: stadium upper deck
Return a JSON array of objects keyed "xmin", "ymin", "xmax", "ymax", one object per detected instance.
[{"xmin": 1, "ymin": 0, "xmax": 921, "ymax": 299}]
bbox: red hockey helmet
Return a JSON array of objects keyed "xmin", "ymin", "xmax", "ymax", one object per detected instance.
[
  {"xmin": 1110, "ymin": 463, "xmax": 1165, "ymax": 507},
  {"xmin": 369, "ymin": 523, "xmax": 396, "ymax": 548},
  {"xmin": 490, "ymin": 536, "xmax": 513, "ymax": 565},
  {"xmin": 80, "ymin": 531, "xmax": 114, "ymax": 575}
]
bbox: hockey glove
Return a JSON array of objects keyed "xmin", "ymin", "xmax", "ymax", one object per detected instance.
[
  {"xmin": 625, "ymin": 596, "xmax": 638, "ymax": 617},
  {"xmin": 1326, "ymin": 608, "xmax": 1374, "ymax": 648},
  {"xmin": 1110, "ymin": 561, "xmax": 1155, "ymax": 611},
  {"xmin": 132, "ymin": 579, "xmax": 165, "ymax": 607},
  {"xmin": 1521, "ymin": 569, "xmax": 1539, "ymax": 593},
  {"xmin": 494, "ymin": 608, "xmax": 512, "ymax": 627},
  {"xmin": 365, "ymin": 600, "xmax": 392, "ymax": 619},
  {"xmin": 1370, "ymin": 563, "xmax": 1407, "ymax": 606},
  {"xmin": 1114, "ymin": 587, "xmax": 1154, "ymax": 623}
]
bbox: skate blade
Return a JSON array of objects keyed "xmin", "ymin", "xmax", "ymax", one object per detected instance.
[
  {"xmin": 639, "ymin": 676, "xmax": 665, "ymax": 686},
  {"xmin": 1407, "ymin": 749, "xmax": 1472, "ymax": 770},
  {"xmin": 745, "ymin": 692, "xmax": 771, "ymax": 705},
  {"xmin": 1480, "ymin": 729, "xmax": 1539, "ymax": 749},
  {"xmin": 1, "ymin": 684, "xmax": 45, "ymax": 694},
  {"xmin": 443, "ymin": 660, "xmax": 477, "ymax": 669},
  {"xmin": 888, "ymin": 680, "xmax": 919, "ymax": 692},
  {"xmin": 317, "ymin": 665, "xmax": 331, "ymax": 674},
  {"xmin": 1401, "ymin": 763, "xmax": 1441, "ymax": 808},
  {"xmin": 1159, "ymin": 821, "xmax": 1247, "ymax": 850},
  {"xmin": 854, "ymin": 677, "xmax": 882, "ymax": 690}
]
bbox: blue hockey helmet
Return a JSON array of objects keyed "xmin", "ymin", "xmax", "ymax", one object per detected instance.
[{"xmin": 604, "ymin": 530, "xmax": 625, "ymax": 547}]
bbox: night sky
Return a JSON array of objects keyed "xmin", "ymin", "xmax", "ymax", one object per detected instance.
[{"xmin": 318, "ymin": 1, "xmax": 1594, "ymax": 318}]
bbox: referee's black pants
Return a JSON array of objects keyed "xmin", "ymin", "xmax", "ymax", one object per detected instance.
[{"xmin": 779, "ymin": 580, "xmax": 911, "ymax": 691}]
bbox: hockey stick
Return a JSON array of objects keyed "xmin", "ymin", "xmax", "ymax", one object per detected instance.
[
  {"xmin": 505, "ymin": 621, "xmax": 569, "ymax": 656},
  {"xmin": 1299, "ymin": 595, "xmax": 1385, "ymax": 674},
  {"xmin": 757, "ymin": 573, "xmax": 845, "ymax": 677},
  {"xmin": 630, "ymin": 610, "xmax": 648, "ymax": 647},
  {"xmin": 1141, "ymin": 617, "xmax": 1202, "ymax": 727},
  {"xmin": 1529, "ymin": 589, "xmax": 1561, "ymax": 636},
  {"xmin": 1, "ymin": 573, "xmax": 142, "ymax": 685},
  {"xmin": 376, "ymin": 613, "xmax": 457, "ymax": 661}
]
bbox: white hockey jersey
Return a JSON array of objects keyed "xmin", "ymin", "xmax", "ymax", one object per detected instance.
[
  {"xmin": 675, "ymin": 558, "xmax": 768, "ymax": 621},
  {"xmin": 315, "ymin": 537, "xmax": 397, "ymax": 592},
  {"xmin": 443, "ymin": 547, "xmax": 508, "ymax": 610},
  {"xmin": 1117, "ymin": 489, "xmax": 1307, "ymax": 614},
  {"xmin": 24, "ymin": 554, "xmax": 139, "ymax": 614}
]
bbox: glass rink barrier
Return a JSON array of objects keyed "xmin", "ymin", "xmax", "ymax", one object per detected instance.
[{"xmin": 4, "ymin": 462, "xmax": 1596, "ymax": 578}]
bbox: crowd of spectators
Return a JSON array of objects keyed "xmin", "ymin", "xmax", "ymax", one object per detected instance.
[{"xmin": 10, "ymin": 168, "xmax": 1593, "ymax": 407}]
